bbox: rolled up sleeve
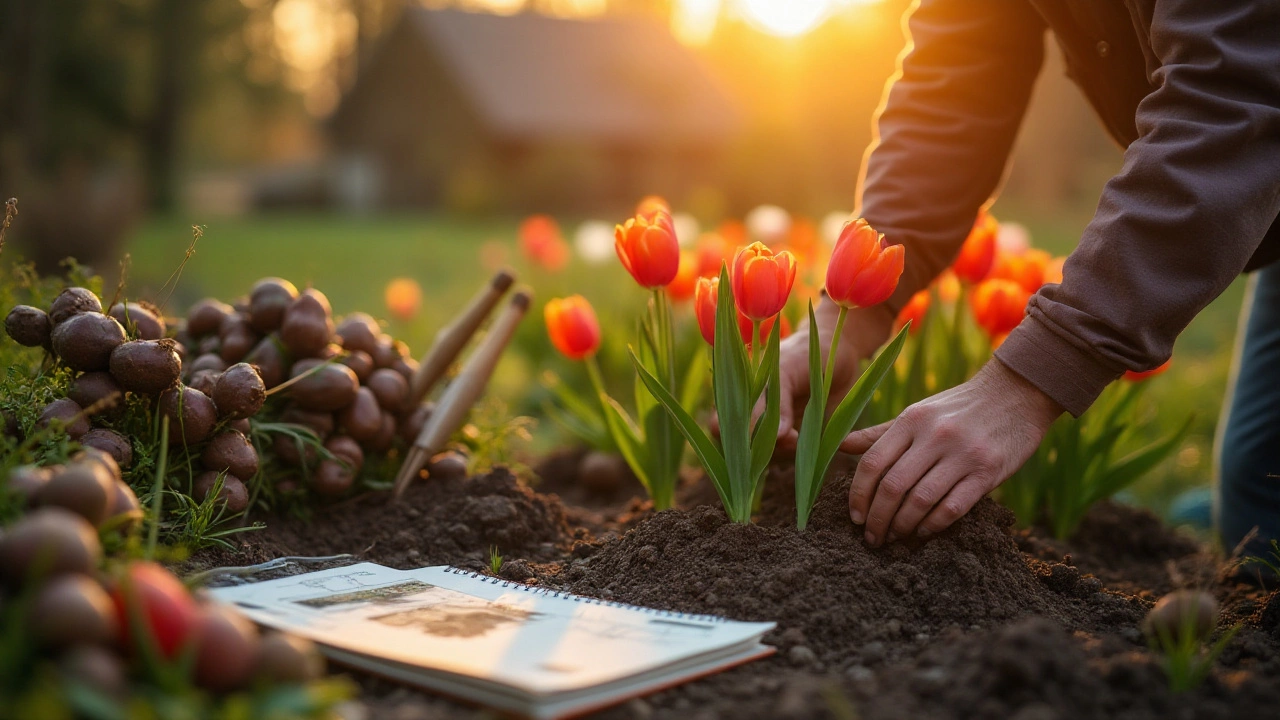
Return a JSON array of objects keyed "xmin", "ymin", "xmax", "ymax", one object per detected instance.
[{"xmin": 996, "ymin": 0, "xmax": 1280, "ymax": 415}]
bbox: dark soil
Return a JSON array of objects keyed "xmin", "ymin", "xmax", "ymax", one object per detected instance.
[{"xmin": 192, "ymin": 465, "xmax": 1280, "ymax": 720}]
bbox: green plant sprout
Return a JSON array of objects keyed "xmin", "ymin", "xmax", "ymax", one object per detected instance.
[
  {"xmin": 1244, "ymin": 539, "xmax": 1280, "ymax": 587},
  {"xmin": 634, "ymin": 265, "xmax": 781, "ymax": 523},
  {"xmin": 1144, "ymin": 597, "xmax": 1239, "ymax": 693},
  {"xmin": 1002, "ymin": 380, "xmax": 1191, "ymax": 538},
  {"xmin": 489, "ymin": 545, "xmax": 504, "ymax": 575}
]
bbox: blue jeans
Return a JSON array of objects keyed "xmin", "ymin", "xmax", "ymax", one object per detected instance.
[{"xmin": 1216, "ymin": 262, "xmax": 1280, "ymax": 562}]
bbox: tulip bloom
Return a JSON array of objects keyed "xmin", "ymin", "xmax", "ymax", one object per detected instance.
[
  {"xmin": 1044, "ymin": 256, "xmax": 1067, "ymax": 285},
  {"xmin": 970, "ymin": 278, "xmax": 1031, "ymax": 339},
  {"xmin": 934, "ymin": 269, "xmax": 962, "ymax": 304},
  {"xmin": 666, "ymin": 250, "xmax": 700, "ymax": 302},
  {"xmin": 695, "ymin": 233, "xmax": 733, "ymax": 278},
  {"xmin": 1124, "ymin": 358, "xmax": 1172, "ymax": 382},
  {"xmin": 519, "ymin": 215, "xmax": 570, "ymax": 271},
  {"xmin": 731, "ymin": 242, "xmax": 797, "ymax": 321},
  {"xmin": 952, "ymin": 212, "xmax": 998, "ymax": 284},
  {"xmin": 635, "ymin": 195, "xmax": 670, "ymax": 216},
  {"xmin": 384, "ymin": 278, "xmax": 422, "ymax": 321},
  {"xmin": 615, "ymin": 209, "xmax": 680, "ymax": 288},
  {"xmin": 894, "ymin": 289, "xmax": 930, "ymax": 335},
  {"xmin": 544, "ymin": 295, "xmax": 602, "ymax": 360},
  {"xmin": 825, "ymin": 219, "xmax": 905, "ymax": 310}
]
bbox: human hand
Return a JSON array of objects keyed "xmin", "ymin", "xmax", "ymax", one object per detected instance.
[
  {"xmin": 763, "ymin": 298, "xmax": 895, "ymax": 452},
  {"xmin": 842, "ymin": 359, "xmax": 1064, "ymax": 546}
]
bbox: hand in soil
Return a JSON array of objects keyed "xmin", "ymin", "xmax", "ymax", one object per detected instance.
[{"xmin": 842, "ymin": 359, "xmax": 1063, "ymax": 545}]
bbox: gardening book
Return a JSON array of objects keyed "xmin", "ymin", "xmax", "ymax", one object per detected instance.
[{"xmin": 209, "ymin": 562, "xmax": 776, "ymax": 719}]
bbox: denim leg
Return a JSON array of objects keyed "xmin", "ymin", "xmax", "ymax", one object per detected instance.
[{"xmin": 1215, "ymin": 262, "xmax": 1280, "ymax": 561}]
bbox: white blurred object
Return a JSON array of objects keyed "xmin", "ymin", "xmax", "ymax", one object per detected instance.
[
  {"xmin": 821, "ymin": 211, "xmax": 852, "ymax": 245},
  {"xmin": 997, "ymin": 222, "xmax": 1031, "ymax": 254},
  {"xmin": 672, "ymin": 212, "xmax": 700, "ymax": 247},
  {"xmin": 574, "ymin": 220, "xmax": 616, "ymax": 264},
  {"xmin": 745, "ymin": 204, "xmax": 792, "ymax": 244}
]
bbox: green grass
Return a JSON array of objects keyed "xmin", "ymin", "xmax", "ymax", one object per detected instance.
[{"xmin": 125, "ymin": 208, "xmax": 1244, "ymax": 527}]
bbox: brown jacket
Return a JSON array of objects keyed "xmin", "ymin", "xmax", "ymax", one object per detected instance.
[{"xmin": 859, "ymin": 0, "xmax": 1280, "ymax": 415}]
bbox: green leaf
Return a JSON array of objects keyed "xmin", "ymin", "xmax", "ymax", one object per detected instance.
[
  {"xmin": 749, "ymin": 317, "xmax": 782, "ymax": 496},
  {"xmin": 794, "ymin": 302, "xmax": 828, "ymax": 529},
  {"xmin": 679, "ymin": 343, "xmax": 709, "ymax": 412},
  {"xmin": 712, "ymin": 265, "xmax": 756, "ymax": 521},
  {"xmin": 804, "ymin": 324, "xmax": 910, "ymax": 527},
  {"xmin": 598, "ymin": 393, "xmax": 652, "ymax": 493},
  {"xmin": 1084, "ymin": 416, "xmax": 1193, "ymax": 508},
  {"xmin": 632, "ymin": 351, "xmax": 732, "ymax": 508}
]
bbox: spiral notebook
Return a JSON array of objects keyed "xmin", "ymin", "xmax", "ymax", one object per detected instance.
[{"xmin": 210, "ymin": 563, "xmax": 775, "ymax": 719}]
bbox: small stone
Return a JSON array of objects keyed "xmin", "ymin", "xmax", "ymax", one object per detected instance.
[
  {"xmin": 788, "ymin": 645, "xmax": 818, "ymax": 666},
  {"xmin": 637, "ymin": 545, "xmax": 659, "ymax": 564},
  {"xmin": 499, "ymin": 559, "xmax": 534, "ymax": 582},
  {"xmin": 845, "ymin": 665, "xmax": 875, "ymax": 683},
  {"xmin": 914, "ymin": 633, "xmax": 930, "ymax": 643},
  {"xmin": 1120, "ymin": 626, "xmax": 1144, "ymax": 644},
  {"xmin": 626, "ymin": 698, "xmax": 653, "ymax": 720},
  {"xmin": 915, "ymin": 666, "xmax": 948, "ymax": 691},
  {"xmin": 406, "ymin": 549, "xmax": 420, "ymax": 560},
  {"xmin": 885, "ymin": 619, "xmax": 902, "ymax": 636},
  {"xmin": 860, "ymin": 640, "xmax": 885, "ymax": 664}
]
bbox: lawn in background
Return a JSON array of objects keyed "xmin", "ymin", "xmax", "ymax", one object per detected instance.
[{"xmin": 126, "ymin": 208, "xmax": 1246, "ymax": 525}]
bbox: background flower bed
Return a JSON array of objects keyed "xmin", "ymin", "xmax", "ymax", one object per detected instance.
[{"xmin": 124, "ymin": 205, "xmax": 1243, "ymax": 523}]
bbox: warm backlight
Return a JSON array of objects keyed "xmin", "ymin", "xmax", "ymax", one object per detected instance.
[{"xmin": 738, "ymin": 0, "xmax": 831, "ymax": 37}]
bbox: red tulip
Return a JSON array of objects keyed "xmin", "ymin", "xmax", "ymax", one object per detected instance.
[
  {"xmin": 1044, "ymin": 256, "xmax": 1066, "ymax": 285},
  {"xmin": 110, "ymin": 562, "xmax": 200, "ymax": 660},
  {"xmin": 969, "ymin": 278, "xmax": 1031, "ymax": 339},
  {"xmin": 519, "ymin": 215, "xmax": 570, "ymax": 271},
  {"xmin": 952, "ymin": 211, "xmax": 997, "ymax": 284},
  {"xmin": 544, "ymin": 296, "xmax": 601, "ymax": 361},
  {"xmin": 1124, "ymin": 359, "xmax": 1172, "ymax": 382},
  {"xmin": 615, "ymin": 209, "xmax": 680, "ymax": 288},
  {"xmin": 824, "ymin": 218, "xmax": 904, "ymax": 309},
  {"xmin": 384, "ymin": 278, "xmax": 422, "ymax": 321},
  {"xmin": 731, "ymin": 242, "xmax": 797, "ymax": 320},
  {"xmin": 894, "ymin": 290, "xmax": 930, "ymax": 335},
  {"xmin": 694, "ymin": 276, "xmax": 777, "ymax": 348},
  {"xmin": 635, "ymin": 195, "xmax": 670, "ymax": 216},
  {"xmin": 990, "ymin": 248, "xmax": 1051, "ymax": 294}
]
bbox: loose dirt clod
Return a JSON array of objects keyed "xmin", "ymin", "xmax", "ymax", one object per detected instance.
[
  {"xmin": 5, "ymin": 305, "xmax": 52, "ymax": 348},
  {"xmin": 338, "ymin": 387, "xmax": 382, "ymax": 442},
  {"xmin": 340, "ymin": 350, "xmax": 375, "ymax": 383},
  {"xmin": 109, "ymin": 339, "xmax": 182, "ymax": 394},
  {"xmin": 51, "ymin": 313, "xmax": 127, "ymax": 372},
  {"xmin": 218, "ymin": 315, "xmax": 259, "ymax": 364},
  {"xmin": 335, "ymin": 313, "xmax": 380, "ymax": 355},
  {"xmin": 280, "ymin": 289, "xmax": 333, "ymax": 357},
  {"xmin": 212, "ymin": 363, "xmax": 266, "ymax": 420},
  {"xmin": 367, "ymin": 368, "xmax": 408, "ymax": 412},
  {"xmin": 244, "ymin": 335, "xmax": 287, "ymax": 388},
  {"xmin": 48, "ymin": 288, "xmax": 102, "ymax": 326}
]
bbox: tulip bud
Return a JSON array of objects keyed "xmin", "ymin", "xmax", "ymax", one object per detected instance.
[
  {"xmin": 969, "ymin": 278, "xmax": 1031, "ymax": 339},
  {"xmin": 544, "ymin": 296, "xmax": 602, "ymax": 361},
  {"xmin": 730, "ymin": 242, "xmax": 797, "ymax": 320},
  {"xmin": 952, "ymin": 211, "xmax": 998, "ymax": 284},
  {"xmin": 894, "ymin": 290, "xmax": 930, "ymax": 335},
  {"xmin": 615, "ymin": 209, "xmax": 680, "ymax": 288},
  {"xmin": 825, "ymin": 219, "xmax": 904, "ymax": 310}
]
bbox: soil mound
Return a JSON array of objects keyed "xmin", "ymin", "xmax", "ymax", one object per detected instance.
[
  {"xmin": 195, "ymin": 466, "xmax": 572, "ymax": 572},
  {"xmin": 559, "ymin": 475, "xmax": 1147, "ymax": 664}
]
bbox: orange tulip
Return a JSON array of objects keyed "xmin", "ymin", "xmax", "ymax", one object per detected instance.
[
  {"xmin": 990, "ymin": 248, "xmax": 1050, "ymax": 294},
  {"xmin": 615, "ymin": 209, "xmax": 680, "ymax": 288},
  {"xmin": 544, "ymin": 295, "xmax": 601, "ymax": 361},
  {"xmin": 731, "ymin": 242, "xmax": 797, "ymax": 320},
  {"xmin": 952, "ymin": 211, "xmax": 997, "ymax": 284},
  {"xmin": 824, "ymin": 218, "xmax": 905, "ymax": 310},
  {"xmin": 894, "ymin": 289, "xmax": 930, "ymax": 335},
  {"xmin": 695, "ymin": 233, "xmax": 733, "ymax": 278},
  {"xmin": 969, "ymin": 278, "xmax": 1031, "ymax": 339},
  {"xmin": 384, "ymin": 278, "xmax": 422, "ymax": 321},
  {"xmin": 519, "ymin": 215, "xmax": 570, "ymax": 271},
  {"xmin": 1124, "ymin": 359, "xmax": 1172, "ymax": 382},
  {"xmin": 934, "ymin": 269, "xmax": 962, "ymax": 304},
  {"xmin": 694, "ymin": 276, "xmax": 776, "ymax": 348},
  {"xmin": 666, "ymin": 250, "xmax": 700, "ymax": 302}
]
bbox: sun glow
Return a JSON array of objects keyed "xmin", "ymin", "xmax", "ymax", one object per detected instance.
[{"xmin": 737, "ymin": 0, "xmax": 832, "ymax": 37}]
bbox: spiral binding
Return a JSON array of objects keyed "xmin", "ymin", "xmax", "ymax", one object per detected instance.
[{"xmin": 442, "ymin": 566, "xmax": 727, "ymax": 624}]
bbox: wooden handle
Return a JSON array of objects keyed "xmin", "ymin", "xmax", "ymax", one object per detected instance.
[
  {"xmin": 392, "ymin": 289, "xmax": 531, "ymax": 499},
  {"xmin": 407, "ymin": 268, "xmax": 515, "ymax": 409}
]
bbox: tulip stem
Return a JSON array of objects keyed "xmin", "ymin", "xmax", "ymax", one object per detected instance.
[
  {"xmin": 585, "ymin": 354, "xmax": 608, "ymax": 401},
  {"xmin": 751, "ymin": 320, "xmax": 762, "ymax": 366},
  {"xmin": 824, "ymin": 306, "xmax": 849, "ymax": 398}
]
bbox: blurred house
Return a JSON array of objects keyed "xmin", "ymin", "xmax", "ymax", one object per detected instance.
[{"xmin": 326, "ymin": 8, "xmax": 741, "ymax": 214}]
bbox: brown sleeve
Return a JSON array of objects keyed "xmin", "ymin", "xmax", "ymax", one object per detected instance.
[
  {"xmin": 857, "ymin": 0, "xmax": 1048, "ymax": 311},
  {"xmin": 996, "ymin": 0, "xmax": 1280, "ymax": 416}
]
